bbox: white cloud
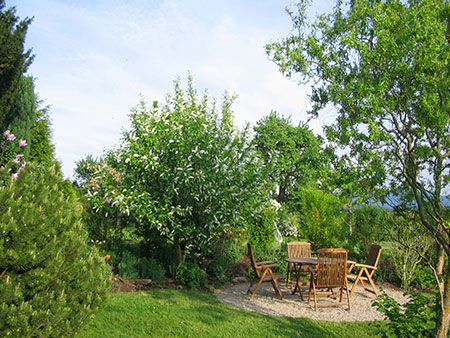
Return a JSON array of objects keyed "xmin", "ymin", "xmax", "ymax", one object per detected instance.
[{"xmin": 8, "ymin": 0, "xmax": 331, "ymax": 179}]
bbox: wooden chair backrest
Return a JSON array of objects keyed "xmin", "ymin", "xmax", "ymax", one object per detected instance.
[
  {"xmin": 287, "ymin": 242, "xmax": 311, "ymax": 258},
  {"xmin": 247, "ymin": 242, "xmax": 260, "ymax": 277},
  {"xmin": 316, "ymin": 248, "xmax": 348, "ymax": 288},
  {"xmin": 365, "ymin": 245, "xmax": 382, "ymax": 269}
]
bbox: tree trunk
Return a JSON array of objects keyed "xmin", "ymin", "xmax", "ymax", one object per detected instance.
[
  {"xmin": 436, "ymin": 244, "xmax": 445, "ymax": 276},
  {"xmin": 175, "ymin": 241, "xmax": 186, "ymax": 266},
  {"xmin": 435, "ymin": 264, "xmax": 450, "ymax": 337}
]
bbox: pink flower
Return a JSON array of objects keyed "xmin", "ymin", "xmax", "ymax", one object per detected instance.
[
  {"xmin": 10, "ymin": 173, "xmax": 18, "ymax": 180},
  {"xmin": 18, "ymin": 139, "xmax": 27, "ymax": 147},
  {"xmin": 16, "ymin": 162, "xmax": 26, "ymax": 175},
  {"xmin": 3, "ymin": 130, "xmax": 16, "ymax": 141},
  {"xmin": 13, "ymin": 154, "xmax": 24, "ymax": 163}
]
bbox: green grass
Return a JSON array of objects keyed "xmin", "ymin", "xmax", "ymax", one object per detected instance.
[{"xmin": 77, "ymin": 290, "xmax": 387, "ymax": 338}]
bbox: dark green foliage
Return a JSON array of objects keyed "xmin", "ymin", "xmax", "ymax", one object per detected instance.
[
  {"xmin": 372, "ymin": 290, "xmax": 437, "ymax": 337},
  {"xmin": 412, "ymin": 264, "xmax": 437, "ymax": 290},
  {"xmin": 137, "ymin": 257, "xmax": 165, "ymax": 281},
  {"xmin": 28, "ymin": 103, "xmax": 56, "ymax": 166},
  {"xmin": 253, "ymin": 111, "xmax": 326, "ymax": 203},
  {"xmin": 205, "ymin": 236, "xmax": 243, "ymax": 283},
  {"xmin": 118, "ymin": 251, "xmax": 139, "ymax": 280},
  {"xmin": 0, "ymin": 164, "xmax": 110, "ymax": 337},
  {"xmin": 0, "ymin": 0, "xmax": 34, "ymax": 127},
  {"xmin": 1, "ymin": 76, "xmax": 36, "ymax": 160},
  {"xmin": 118, "ymin": 251, "xmax": 165, "ymax": 280},
  {"xmin": 175, "ymin": 263, "xmax": 207, "ymax": 289},
  {"xmin": 347, "ymin": 206, "xmax": 388, "ymax": 259}
]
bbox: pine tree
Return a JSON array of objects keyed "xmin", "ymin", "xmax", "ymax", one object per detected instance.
[{"xmin": 0, "ymin": 164, "xmax": 110, "ymax": 337}]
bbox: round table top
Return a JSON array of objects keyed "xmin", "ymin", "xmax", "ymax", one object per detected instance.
[{"xmin": 285, "ymin": 257, "xmax": 318, "ymax": 265}]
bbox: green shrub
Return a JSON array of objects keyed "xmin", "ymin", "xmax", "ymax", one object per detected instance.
[
  {"xmin": 372, "ymin": 290, "xmax": 436, "ymax": 337},
  {"xmin": 137, "ymin": 257, "xmax": 165, "ymax": 281},
  {"xmin": 247, "ymin": 207, "xmax": 276, "ymax": 249},
  {"xmin": 412, "ymin": 264, "xmax": 437, "ymax": 290},
  {"xmin": 118, "ymin": 251, "xmax": 140, "ymax": 280},
  {"xmin": 118, "ymin": 251, "xmax": 166, "ymax": 280},
  {"xmin": 206, "ymin": 236, "xmax": 243, "ymax": 283},
  {"xmin": 175, "ymin": 263, "xmax": 207, "ymax": 289},
  {"xmin": 291, "ymin": 186, "xmax": 346, "ymax": 250},
  {"xmin": 0, "ymin": 164, "xmax": 110, "ymax": 337},
  {"xmin": 347, "ymin": 206, "xmax": 387, "ymax": 259}
]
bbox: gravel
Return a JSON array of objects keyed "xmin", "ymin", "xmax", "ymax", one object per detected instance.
[{"xmin": 214, "ymin": 281, "xmax": 409, "ymax": 322}]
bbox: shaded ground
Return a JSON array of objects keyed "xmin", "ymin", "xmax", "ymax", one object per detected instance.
[{"xmin": 110, "ymin": 275, "xmax": 184, "ymax": 292}]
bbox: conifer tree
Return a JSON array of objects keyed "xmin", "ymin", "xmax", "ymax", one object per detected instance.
[
  {"xmin": 0, "ymin": 0, "xmax": 34, "ymax": 127},
  {"xmin": 0, "ymin": 164, "xmax": 110, "ymax": 337}
]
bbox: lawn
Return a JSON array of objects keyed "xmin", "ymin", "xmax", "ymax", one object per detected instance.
[{"xmin": 77, "ymin": 289, "xmax": 386, "ymax": 338}]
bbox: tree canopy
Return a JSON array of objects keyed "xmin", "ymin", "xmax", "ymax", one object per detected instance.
[
  {"xmin": 266, "ymin": 0, "xmax": 450, "ymax": 335},
  {"xmin": 0, "ymin": 0, "xmax": 34, "ymax": 127},
  {"xmin": 89, "ymin": 77, "xmax": 269, "ymax": 265},
  {"xmin": 253, "ymin": 111, "xmax": 326, "ymax": 203}
]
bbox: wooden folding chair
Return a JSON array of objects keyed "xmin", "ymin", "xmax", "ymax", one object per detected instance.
[
  {"xmin": 246, "ymin": 243, "xmax": 284, "ymax": 301},
  {"xmin": 347, "ymin": 244, "xmax": 382, "ymax": 300},
  {"xmin": 286, "ymin": 242, "xmax": 311, "ymax": 291},
  {"xmin": 308, "ymin": 248, "xmax": 350, "ymax": 311}
]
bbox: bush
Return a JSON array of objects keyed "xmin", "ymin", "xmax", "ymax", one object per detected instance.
[
  {"xmin": 347, "ymin": 206, "xmax": 387, "ymax": 259},
  {"xmin": 372, "ymin": 290, "xmax": 436, "ymax": 337},
  {"xmin": 291, "ymin": 186, "xmax": 346, "ymax": 250},
  {"xmin": 118, "ymin": 251, "xmax": 166, "ymax": 280},
  {"xmin": 118, "ymin": 251, "xmax": 139, "ymax": 280},
  {"xmin": 137, "ymin": 257, "xmax": 165, "ymax": 280},
  {"xmin": 206, "ymin": 236, "xmax": 243, "ymax": 283},
  {"xmin": 247, "ymin": 207, "xmax": 276, "ymax": 249},
  {"xmin": 0, "ymin": 164, "xmax": 110, "ymax": 337},
  {"xmin": 175, "ymin": 263, "xmax": 207, "ymax": 289}
]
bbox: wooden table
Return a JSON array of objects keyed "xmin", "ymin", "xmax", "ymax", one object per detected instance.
[{"xmin": 285, "ymin": 257, "xmax": 318, "ymax": 299}]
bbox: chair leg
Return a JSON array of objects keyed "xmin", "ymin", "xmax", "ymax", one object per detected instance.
[
  {"xmin": 247, "ymin": 277, "xmax": 257, "ymax": 295},
  {"xmin": 345, "ymin": 283, "xmax": 351, "ymax": 310},
  {"xmin": 286, "ymin": 263, "xmax": 291, "ymax": 288},
  {"xmin": 367, "ymin": 274, "xmax": 379, "ymax": 296},
  {"xmin": 312, "ymin": 283, "xmax": 318, "ymax": 311},
  {"xmin": 272, "ymin": 278, "xmax": 284, "ymax": 300},
  {"xmin": 250, "ymin": 277, "xmax": 265, "ymax": 300},
  {"xmin": 349, "ymin": 271, "xmax": 363, "ymax": 300}
]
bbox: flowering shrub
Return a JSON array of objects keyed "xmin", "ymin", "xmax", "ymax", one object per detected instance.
[{"xmin": 0, "ymin": 129, "xmax": 27, "ymax": 179}]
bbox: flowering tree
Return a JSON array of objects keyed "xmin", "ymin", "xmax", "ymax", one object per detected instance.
[{"xmin": 90, "ymin": 77, "xmax": 269, "ymax": 265}]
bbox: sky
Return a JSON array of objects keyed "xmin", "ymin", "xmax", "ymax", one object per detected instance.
[{"xmin": 7, "ymin": 0, "xmax": 335, "ymax": 179}]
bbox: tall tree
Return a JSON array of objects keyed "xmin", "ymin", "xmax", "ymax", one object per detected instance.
[
  {"xmin": 0, "ymin": 0, "xmax": 34, "ymax": 127},
  {"xmin": 2, "ymin": 76, "xmax": 37, "ymax": 160},
  {"xmin": 253, "ymin": 111, "xmax": 326, "ymax": 203},
  {"xmin": 28, "ymin": 99, "xmax": 57, "ymax": 166},
  {"xmin": 89, "ymin": 77, "xmax": 269, "ymax": 265},
  {"xmin": 266, "ymin": 0, "xmax": 450, "ymax": 335}
]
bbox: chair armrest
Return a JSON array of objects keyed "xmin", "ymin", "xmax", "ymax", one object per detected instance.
[
  {"xmin": 258, "ymin": 263, "xmax": 280, "ymax": 269},
  {"xmin": 256, "ymin": 260, "xmax": 273, "ymax": 265},
  {"xmin": 347, "ymin": 260, "xmax": 357, "ymax": 265},
  {"xmin": 353, "ymin": 263, "xmax": 377, "ymax": 270}
]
